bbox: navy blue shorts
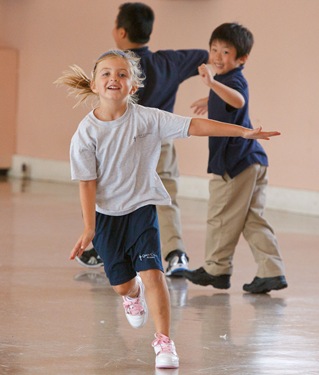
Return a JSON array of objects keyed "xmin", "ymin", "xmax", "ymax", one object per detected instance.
[{"xmin": 93, "ymin": 205, "xmax": 164, "ymax": 286}]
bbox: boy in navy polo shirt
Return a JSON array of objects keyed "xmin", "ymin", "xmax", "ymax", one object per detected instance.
[{"xmin": 184, "ymin": 23, "xmax": 288, "ymax": 294}]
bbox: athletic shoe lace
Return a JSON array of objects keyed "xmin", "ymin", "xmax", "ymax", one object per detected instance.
[
  {"xmin": 152, "ymin": 333, "xmax": 176, "ymax": 354},
  {"xmin": 87, "ymin": 256, "xmax": 98, "ymax": 265},
  {"xmin": 123, "ymin": 297, "xmax": 144, "ymax": 316}
]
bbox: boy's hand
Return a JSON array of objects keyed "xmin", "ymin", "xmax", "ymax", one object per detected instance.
[
  {"xmin": 198, "ymin": 64, "xmax": 215, "ymax": 87},
  {"xmin": 191, "ymin": 97, "xmax": 208, "ymax": 115},
  {"xmin": 243, "ymin": 126, "xmax": 281, "ymax": 140}
]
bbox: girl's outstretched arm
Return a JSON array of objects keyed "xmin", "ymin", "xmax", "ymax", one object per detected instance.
[{"xmin": 188, "ymin": 118, "xmax": 280, "ymax": 140}]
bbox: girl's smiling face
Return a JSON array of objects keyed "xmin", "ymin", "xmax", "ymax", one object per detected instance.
[
  {"xmin": 91, "ymin": 56, "xmax": 137, "ymax": 102},
  {"xmin": 209, "ymin": 39, "xmax": 247, "ymax": 75}
]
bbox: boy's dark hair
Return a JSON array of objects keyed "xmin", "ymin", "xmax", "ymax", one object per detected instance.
[
  {"xmin": 209, "ymin": 23, "xmax": 254, "ymax": 59},
  {"xmin": 116, "ymin": 2, "xmax": 155, "ymax": 44}
]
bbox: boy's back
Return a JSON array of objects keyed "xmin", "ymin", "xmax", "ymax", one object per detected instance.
[{"xmin": 132, "ymin": 47, "xmax": 208, "ymax": 111}]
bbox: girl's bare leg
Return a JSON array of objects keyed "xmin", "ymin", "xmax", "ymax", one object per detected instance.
[
  {"xmin": 139, "ymin": 269, "xmax": 171, "ymax": 336},
  {"xmin": 112, "ymin": 278, "xmax": 139, "ymax": 298}
]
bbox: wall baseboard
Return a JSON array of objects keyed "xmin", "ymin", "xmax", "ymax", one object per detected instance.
[
  {"xmin": 10, "ymin": 155, "xmax": 319, "ymax": 216},
  {"xmin": 10, "ymin": 155, "xmax": 71, "ymax": 183},
  {"xmin": 178, "ymin": 176, "xmax": 319, "ymax": 217}
]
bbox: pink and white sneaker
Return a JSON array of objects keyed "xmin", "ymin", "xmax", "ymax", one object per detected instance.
[
  {"xmin": 122, "ymin": 274, "xmax": 148, "ymax": 329},
  {"xmin": 152, "ymin": 333, "xmax": 179, "ymax": 368}
]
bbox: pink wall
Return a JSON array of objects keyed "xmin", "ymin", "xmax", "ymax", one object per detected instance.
[
  {"xmin": 1, "ymin": 0, "xmax": 319, "ymax": 192},
  {"xmin": 0, "ymin": 49, "xmax": 18, "ymax": 168}
]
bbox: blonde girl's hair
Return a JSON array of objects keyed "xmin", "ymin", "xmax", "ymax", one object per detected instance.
[{"xmin": 54, "ymin": 49, "xmax": 145, "ymax": 107}]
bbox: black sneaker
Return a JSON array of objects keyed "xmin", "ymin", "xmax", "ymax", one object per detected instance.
[
  {"xmin": 183, "ymin": 267, "xmax": 230, "ymax": 289},
  {"xmin": 75, "ymin": 248, "xmax": 104, "ymax": 268},
  {"xmin": 243, "ymin": 276, "xmax": 288, "ymax": 294},
  {"xmin": 165, "ymin": 250, "xmax": 189, "ymax": 277}
]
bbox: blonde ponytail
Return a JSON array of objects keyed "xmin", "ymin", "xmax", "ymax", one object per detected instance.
[{"xmin": 54, "ymin": 65, "xmax": 96, "ymax": 107}]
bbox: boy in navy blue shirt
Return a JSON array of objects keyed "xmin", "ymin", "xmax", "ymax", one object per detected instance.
[
  {"xmin": 184, "ymin": 23, "xmax": 288, "ymax": 294},
  {"xmin": 77, "ymin": 2, "xmax": 209, "ymax": 277}
]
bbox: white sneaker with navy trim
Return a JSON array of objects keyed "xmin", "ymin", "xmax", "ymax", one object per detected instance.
[{"xmin": 165, "ymin": 251, "xmax": 189, "ymax": 277}]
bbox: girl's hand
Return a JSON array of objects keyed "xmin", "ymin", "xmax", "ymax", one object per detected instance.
[
  {"xmin": 243, "ymin": 126, "xmax": 281, "ymax": 140},
  {"xmin": 70, "ymin": 229, "xmax": 95, "ymax": 260},
  {"xmin": 191, "ymin": 97, "xmax": 208, "ymax": 115}
]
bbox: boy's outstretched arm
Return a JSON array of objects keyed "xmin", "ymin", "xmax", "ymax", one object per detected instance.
[
  {"xmin": 188, "ymin": 117, "xmax": 281, "ymax": 140},
  {"xmin": 198, "ymin": 64, "xmax": 245, "ymax": 109}
]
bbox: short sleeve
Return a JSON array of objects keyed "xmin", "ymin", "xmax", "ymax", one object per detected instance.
[{"xmin": 70, "ymin": 132, "xmax": 97, "ymax": 181}]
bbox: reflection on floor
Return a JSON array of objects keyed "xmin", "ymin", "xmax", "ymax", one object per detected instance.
[{"xmin": 1, "ymin": 177, "xmax": 319, "ymax": 374}]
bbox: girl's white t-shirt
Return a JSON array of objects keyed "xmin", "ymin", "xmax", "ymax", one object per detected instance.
[{"xmin": 70, "ymin": 103, "xmax": 191, "ymax": 216}]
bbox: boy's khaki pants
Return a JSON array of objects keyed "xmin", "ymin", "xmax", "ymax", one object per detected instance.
[
  {"xmin": 156, "ymin": 139, "xmax": 185, "ymax": 259},
  {"xmin": 204, "ymin": 164, "xmax": 285, "ymax": 278}
]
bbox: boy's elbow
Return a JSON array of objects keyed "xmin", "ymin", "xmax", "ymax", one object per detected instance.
[
  {"xmin": 239, "ymin": 92, "xmax": 247, "ymax": 108},
  {"xmin": 234, "ymin": 97, "xmax": 245, "ymax": 109}
]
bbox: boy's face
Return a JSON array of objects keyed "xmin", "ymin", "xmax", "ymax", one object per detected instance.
[{"xmin": 209, "ymin": 39, "xmax": 247, "ymax": 75}]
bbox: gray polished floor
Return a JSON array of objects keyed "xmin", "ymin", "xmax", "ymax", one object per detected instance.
[{"xmin": 1, "ymin": 177, "xmax": 319, "ymax": 374}]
